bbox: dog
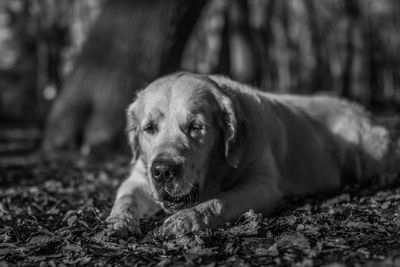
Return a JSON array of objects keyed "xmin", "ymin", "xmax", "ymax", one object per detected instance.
[{"xmin": 106, "ymin": 72, "xmax": 399, "ymax": 238}]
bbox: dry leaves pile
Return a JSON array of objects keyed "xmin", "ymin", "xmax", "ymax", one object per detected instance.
[{"xmin": 1, "ymin": 155, "xmax": 400, "ymax": 266}]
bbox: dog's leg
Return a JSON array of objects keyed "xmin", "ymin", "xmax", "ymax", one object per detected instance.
[
  {"xmin": 107, "ymin": 160, "xmax": 160, "ymax": 237},
  {"xmin": 158, "ymin": 154, "xmax": 283, "ymax": 237}
]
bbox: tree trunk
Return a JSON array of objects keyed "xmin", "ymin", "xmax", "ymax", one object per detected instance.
[{"xmin": 44, "ymin": 0, "xmax": 206, "ymax": 151}]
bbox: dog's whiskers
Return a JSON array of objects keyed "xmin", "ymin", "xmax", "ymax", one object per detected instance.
[{"xmin": 185, "ymin": 181, "xmax": 199, "ymax": 206}]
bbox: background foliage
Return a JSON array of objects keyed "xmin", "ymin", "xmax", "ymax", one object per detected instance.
[{"xmin": 1, "ymin": 0, "xmax": 400, "ymax": 123}]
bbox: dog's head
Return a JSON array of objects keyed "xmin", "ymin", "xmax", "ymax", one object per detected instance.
[{"xmin": 127, "ymin": 73, "xmax": 244, "ymax": 212}]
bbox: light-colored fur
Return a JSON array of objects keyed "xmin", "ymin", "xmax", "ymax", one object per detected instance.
[{"xmin": 107, "ymin": 72, "xmax": 399, "ymax": 237}]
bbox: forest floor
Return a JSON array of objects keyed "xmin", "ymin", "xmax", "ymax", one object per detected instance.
[{"xmin": 1, "ymin": 126, "xmax": 400, "ymax": 267}]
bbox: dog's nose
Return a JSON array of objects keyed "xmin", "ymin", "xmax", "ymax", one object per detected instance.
[{"xmin": 151, "ymin": 161, "xmax": 181, "ymax": 183}]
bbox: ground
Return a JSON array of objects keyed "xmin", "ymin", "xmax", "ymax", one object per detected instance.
[{"xmin": 1, "ymin": 126, "xmax": 400, "ymax": 267}]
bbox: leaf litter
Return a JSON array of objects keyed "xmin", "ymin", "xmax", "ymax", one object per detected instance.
[{"xmin": 1, "ymin": 154, "xmax": 400, "ymax": 266}]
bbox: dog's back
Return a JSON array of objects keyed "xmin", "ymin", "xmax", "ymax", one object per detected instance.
[
  {"xmin": 277, "ymin": 94, "xmax": 399, "ymax": 184},
  {"xmin": 210, "ymin": 75, "xmax": 400, "ymax": 191}
]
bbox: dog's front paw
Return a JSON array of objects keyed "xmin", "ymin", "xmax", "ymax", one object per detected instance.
[
  {"xmin": 106, "ymin": 213, "xmax": 142, "ymax": 238},
  {"xmin": 157, "ymin": 209, "xmax": 206, "ymax": 238}
]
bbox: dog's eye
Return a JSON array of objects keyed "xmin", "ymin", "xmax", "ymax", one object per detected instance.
[
  {"xmin": 188, "ymin": 122, "xmax": 203, "ymax": 136},
  {"xmin": 143, "ymin": 123, "xmax": 156, "ymax": 134},
  {"xmin": 189, "ymin": 123, "xmax": 202, "ymax": 131}
]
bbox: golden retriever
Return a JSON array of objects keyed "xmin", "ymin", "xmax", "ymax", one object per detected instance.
[{"xmin": 106, "ymin": 72, "xmax": 399, "ymax": 238}]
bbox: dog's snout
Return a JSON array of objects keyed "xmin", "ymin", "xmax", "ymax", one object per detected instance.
[{"xmin": 151, "ymin": 161, "xmax": 181, "ymax": 183}]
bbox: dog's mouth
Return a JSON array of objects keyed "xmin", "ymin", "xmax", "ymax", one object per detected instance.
[{"xmin": 160, "ymin": 185, "xmax": 199, "ymax": 211}]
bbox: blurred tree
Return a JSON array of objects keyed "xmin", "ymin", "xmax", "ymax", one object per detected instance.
[
  {"xmin": 43, "ymin": 0, "xmax": 206, "ymax": 153},
  {"xmin": 0, "ymin": 0, "xmax": 101, "ymax": 122},
  {"xmin": 1, "ymin": 0, "xmax": 400, "ymax": 153},
  {"xmin": 184, "ymin": 0, "xmax": 400, "ymax": 109}
]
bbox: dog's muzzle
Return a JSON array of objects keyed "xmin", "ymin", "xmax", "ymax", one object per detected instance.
[{"xmin": 159, "ymin": 185, "xmax": 200, "ymax": 211}]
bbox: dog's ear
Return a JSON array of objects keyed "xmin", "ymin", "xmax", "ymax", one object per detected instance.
[
  {"xmin": 214, "ymin": 84, "xmax": 246, "ymax": 168},
  {"xmin": 126, "ymin": 100, "xmax": 140, "ymax": 162}
]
